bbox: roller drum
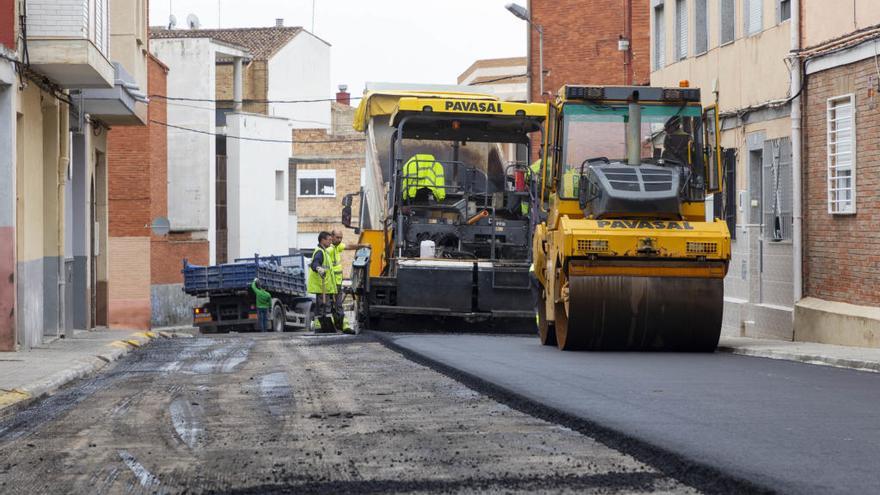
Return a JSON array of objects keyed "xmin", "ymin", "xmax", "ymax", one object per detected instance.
[{"xmin": 555, "ymin": 275, "xmax": 723, "ymax": 352}]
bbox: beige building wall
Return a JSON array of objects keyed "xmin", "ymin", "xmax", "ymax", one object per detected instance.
[
  {"xmin": 802, "ymin": 0, "xmax": 880, "ymax": 48},
  {"xmin": 651, "ymin": 0, "xmax": 795, "ymax": 341},
  {"xmin": 651, "ymin": 0, "xmax": 791, "ymax": 111},
  {"xmin": 109, "ymin": 0, "xmax": 148, "ymax": 123}
]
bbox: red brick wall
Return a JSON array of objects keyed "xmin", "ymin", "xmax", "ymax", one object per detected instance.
[
  {"xmin": 528, "ymin": 0, "xmax": 651, "ymax": 102},
  {"xmin": 803, "ymin": 58, "xmax": 880, "ymax": 306},
  {"xmin": 152, "ymin": 235, "xmax": 209, "ymax": 284},
  {"xmin": 0, "ymin": 0, "xmax": 14, "ymax": 51}
]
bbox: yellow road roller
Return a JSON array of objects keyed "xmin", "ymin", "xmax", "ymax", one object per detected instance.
[{"xmin": 532, "ymin": 84, "xmax": 729, "ymax": 351}]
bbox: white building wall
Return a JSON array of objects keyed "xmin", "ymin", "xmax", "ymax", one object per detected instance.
[
  {"xmin": 149, "ymin": 38, "xmax": 217, "ymax": 262},
  {"xmin": 226, "ymin": 113, "xmax": 291, "ymax": 260},
  {"xmin": 267, "ymin": 33, "xmax": 330, "ymax": 129}
]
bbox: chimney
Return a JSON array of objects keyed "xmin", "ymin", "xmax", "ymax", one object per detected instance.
[
  {"xmin": 336, "ymin": 84, "xmax": 350, "ymax": 106},
  {"xmin": 275, "ymin": 18, "xmax": 284, "ymax": 27}
]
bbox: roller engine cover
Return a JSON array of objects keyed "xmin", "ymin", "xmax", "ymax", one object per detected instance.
[{"xmin": 581, "ymin": 164, "xmax": 683, "ymax": 220}]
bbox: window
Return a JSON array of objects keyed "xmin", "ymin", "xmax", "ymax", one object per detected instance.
[
  {"xmin": 275, "ymin": 170, "xmax": 284, "ymax": 201},
  {"xmin": 827, "ymin": 95, "xmax": 856, "ymax": 214},
  {"xmin": 653, "ymin": 1, "xmax": 666, "ymax": 69},
  {"xmin": 745, "ymin": 0, "xmax": 763, "ymax": 36},
  {"xmin": 675, "ymin": 0, "xmax": 688, "ymax": 60},
  {"xmin": 298, "ymin": 169, "xmax": 336, "ymax": 198},
  {"xmin": 720, "ymin": 0, "xmax": 736, "ymax": 44},
  {"xmin": 778, "ymin": 0, "xmax": 791, "ymax": 22},
  {"xmin": 695, "ymin": 0, "xmax": 708, "ymax": 54}
]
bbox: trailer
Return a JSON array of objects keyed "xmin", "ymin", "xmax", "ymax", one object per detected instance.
[{"xmin": 182, "ymin": 254, "xmax": 314, "ymax": 333}]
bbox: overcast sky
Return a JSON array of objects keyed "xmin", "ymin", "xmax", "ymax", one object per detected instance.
[{"xmin": 150, "ymin": 0, "xmax": 528, "ymax": 99}]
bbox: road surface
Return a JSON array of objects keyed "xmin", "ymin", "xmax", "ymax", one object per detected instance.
[
  {"xmin": 387, "ymin": 333, "xmax": 880, "ymax": 494},
  {"xmin": 0, "ymin": 333, "xmax": 707, "ymax": 494}
]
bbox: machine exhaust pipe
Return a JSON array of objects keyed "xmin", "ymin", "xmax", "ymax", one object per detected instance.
[{"xmin": 626, "ymin": 92, "xmax": 641, "ymax": 166}]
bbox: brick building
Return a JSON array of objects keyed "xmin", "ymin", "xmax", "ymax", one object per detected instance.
[
  {"xmin": 795, "ymin": 3, "xmax": 880, "ymax": 347},
  {"xmin": 292, "ymin": 88, "xmax": 365, "ymax": 278},
  {"xmin": 107, "ymin": 55, "xmax": 209, "ymax": 330},
  {"xmin": 526, "ymin": 0, "xmax": 650, "ymax": 101}
]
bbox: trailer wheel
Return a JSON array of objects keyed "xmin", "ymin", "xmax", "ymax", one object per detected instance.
[{"xmin": 272, "ymin": 305, "xmax": 285, "ymax": 332}]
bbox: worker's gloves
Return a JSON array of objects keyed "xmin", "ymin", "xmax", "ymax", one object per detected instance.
[{"xmin": 316, "ymin": 267, "xmax": 326, "ymax": 275}]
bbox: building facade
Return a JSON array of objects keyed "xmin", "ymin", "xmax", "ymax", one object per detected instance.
[
  {"xmin": 1, "ymin": 0, "xmax": 148, "ymax": 350},
  {"xmin": 150, "ymin": 25, "xmax": 330, "ymax": 264},
  {"xmin": 796, "ymin": 2, "xmax": 880, "ymax": 347},
  {"xmin": 651, "ymin": 0, "xmax": 796, "ymax": 340}
]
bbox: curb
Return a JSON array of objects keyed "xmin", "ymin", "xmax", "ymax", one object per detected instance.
[
  {"xmin": 0, "ymin": 331, "xmax": 167, "ymax": 414},
  {"xmin": 716, "ymin": 346, "xmax": 880, "ymax": 373}
]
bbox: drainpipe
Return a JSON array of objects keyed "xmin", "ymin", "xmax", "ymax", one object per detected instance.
[
  {"xmin": 790, "ymin": 0, "xmax": 803, "ymax": 309},
  {"xmin": 58, "ymin": 103, "xmax": 69, "ymax": 337},
  {"xmin": 232, "ymin": 57, "xmax": 243, "ymax": 113}
]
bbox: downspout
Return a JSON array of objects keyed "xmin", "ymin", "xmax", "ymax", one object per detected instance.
[
  {"xmin": 790, "ymin": 0, "xmax": 803, "ymax": 309},
  {"xmin": 58, "ymin": 102, "xmax": 70, "ymax": 336}
]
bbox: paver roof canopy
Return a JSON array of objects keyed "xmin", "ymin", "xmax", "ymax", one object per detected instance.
[{"xmin": 150, "ymin": 26, "xmax": 308, "ymax": 60}]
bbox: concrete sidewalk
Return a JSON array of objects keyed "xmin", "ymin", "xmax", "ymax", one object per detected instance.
[
  {"xmin": 718, "ymin": 336, "xmax": 880, "ymax": 373},
  {"xmin": 0, "ymin": 329, "xmax": 191, "ymax": 412}
]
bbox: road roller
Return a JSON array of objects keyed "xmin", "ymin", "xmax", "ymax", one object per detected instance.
[{"xmin": 532, "ymin": 84, "xmax": 730, "ymax": 351}]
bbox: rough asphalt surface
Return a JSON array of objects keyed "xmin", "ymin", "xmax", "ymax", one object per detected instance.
[
  {"xmin": 0, "ymin": 333, "xmax": 708, "ymax": 494},
  {"xmin": 388, "ymin": 333, "xmax": 880, "ymax": 495}
]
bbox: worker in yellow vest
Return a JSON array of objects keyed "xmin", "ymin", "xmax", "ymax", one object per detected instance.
[
  {"xmin": 402, "ymin": 154, "xmax": 446, "ymax": 201},
  {"xmin": 308, "ymin": 231, "xmax": 337, "ymax": 332}
]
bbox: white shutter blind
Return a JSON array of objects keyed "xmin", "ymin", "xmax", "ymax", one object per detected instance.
[
  {"xmin": 746, "ymin": 0, "xmax": 763, "ymax": 35},
  {"xmin": 654, "ymin": 5, "xmax": 666, "ymax": 69},
  {"xmin": 676, "ymin": 0, "xmax": 688, "ymax": 60}
]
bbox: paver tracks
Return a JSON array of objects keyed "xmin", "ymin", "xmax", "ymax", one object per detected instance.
[{"xmin": 0, "ymin": 334, "xmax": 699, "ymax": 494}]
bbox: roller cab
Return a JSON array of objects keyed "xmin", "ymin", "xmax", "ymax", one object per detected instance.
[{"xmin": 535, "ymin": 85, "xmax": 730, "ymax": 351}]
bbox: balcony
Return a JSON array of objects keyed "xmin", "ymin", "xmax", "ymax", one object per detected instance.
[
  {"xmin": 25, "ymin": 0, "xmax": 115, "ymax": 88},
  {"xmin": 79, "ymin": 63, "xmax": 148, "ymax": 125}
]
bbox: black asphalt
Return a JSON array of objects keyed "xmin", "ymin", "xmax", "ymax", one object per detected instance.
[{"xmin": 387, "ymin": 334, "xmax": 880, "ymax": 494}]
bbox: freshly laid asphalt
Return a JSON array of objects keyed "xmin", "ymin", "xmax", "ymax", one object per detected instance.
[{"xmin": 387, "ymin": 333, "xmax": 880, "ymax": 494}]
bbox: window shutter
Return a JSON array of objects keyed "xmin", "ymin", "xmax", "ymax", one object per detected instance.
[
  {"xmin": 676, "ymin": 0, "xmax": 688, "ymax": 60},
  {"xmin": 695, "ymin": 0, "xmax": 708, "ymax": 54},
  {"xmin": 746, "ymin": 0, "xmax": 763, "ymax": 35},
  {"xmin": 721, "ymin": 0, "xmax": 735, "ymax": 44},
  {"xmin": 654, "ymin": 5, "xmax": 666, "ymax": 69}
]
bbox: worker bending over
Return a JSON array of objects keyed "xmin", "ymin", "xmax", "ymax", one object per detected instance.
[{"xmin": 308, "ymin": 231, "xmax": 337, "ymax": 332}]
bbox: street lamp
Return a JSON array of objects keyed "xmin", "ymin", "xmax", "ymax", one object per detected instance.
[{"xmin": 505, "ymin": 3, "xmax": 544, "ymax": 98}]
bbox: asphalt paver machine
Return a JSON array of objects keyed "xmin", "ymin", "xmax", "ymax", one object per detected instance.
[{"xmin": 346, "ymin": 95, "xmax": 547, "ymax": 331}]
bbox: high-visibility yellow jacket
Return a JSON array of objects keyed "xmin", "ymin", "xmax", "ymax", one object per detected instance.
[
  {"xmin": 329, "ymin": 242, "xmax": 345, "ymax": 284},
  {"xmin": 402, "ymin": 154, "xmax": 446, "ymax": 201},
  {"xmin": 307, "ymin": 247, "xmax": 337, "ymax": 295}
]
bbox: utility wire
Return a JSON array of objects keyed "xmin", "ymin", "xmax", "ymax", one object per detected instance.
[
  {"xmin": 162, "ymin": 99, "xmax": 333, "ymax": 126},
  {"xmin": 150, "ymin": 94, "xmax": 364, "ymax": 104},
  {"xmin": 150, "ymin": 119, "xmax": 365, "ymax": 144}
]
